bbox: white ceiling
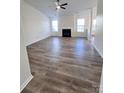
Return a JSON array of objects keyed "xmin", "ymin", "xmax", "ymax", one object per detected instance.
[{"xmin": 24, "ymin": 0, "xmax": 97, "ymax": 19}]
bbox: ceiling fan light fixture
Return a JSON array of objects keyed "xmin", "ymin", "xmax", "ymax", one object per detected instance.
[
  {"xmin": 57, "ymin": 6, "xmax": 60, "ymax": 9},
  {"xmin": 54, "ymin": 0, "xmax": 68, "ymax": 10}
]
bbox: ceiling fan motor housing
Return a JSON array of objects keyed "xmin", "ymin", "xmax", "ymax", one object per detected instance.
[{"xmin": 55, "ymin": 0, "xmax": 68, "ymax": 10}]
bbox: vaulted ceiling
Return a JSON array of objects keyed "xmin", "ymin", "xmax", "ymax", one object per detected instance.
[{"xmin": 24, "ymin": 0, "xmax": 97, "ymax": 19}]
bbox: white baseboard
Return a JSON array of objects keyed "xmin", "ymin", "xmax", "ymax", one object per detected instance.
[
  {"xmin": 20, "ymin": 75, "xmax": 33, "ymax": 92},
  {"xmin": 93, "ymin": 44, "xmax": 103, "ymax": 93},
  {"xmin": 26, "ymin": 35, "xmax": 51, "ymax": 46},
  {"xmin": 93, "ymin": 44, "xmax": 103, "ymax": 58}
]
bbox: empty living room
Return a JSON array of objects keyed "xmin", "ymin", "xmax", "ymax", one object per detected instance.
[{"xmin": 20, "ymin": 0, "xmax": 103, "ymax": 93}]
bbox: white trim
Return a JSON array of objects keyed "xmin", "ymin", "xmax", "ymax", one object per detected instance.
[
  {"xmin": 26, "ymin": 35, "xmax": 50, "ymax": 46},
  {"xmin": 99, "ymin": 72, "xmax": 103, "ymax": 93},
  {"xmin": 20, "ymin": 75, "xmax": 33, "ymax": 92},
  {"xmin": 93, "ymin": 44, "xmax": 103, "ymax": 58},
  {"xmin": 93, "ymin": 44, "xmax": 103, "ymax": 93}
]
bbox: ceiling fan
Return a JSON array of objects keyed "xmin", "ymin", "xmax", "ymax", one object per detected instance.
[{"xmin": 55, "ymin": 0, "xmax": 68, "ymax": 10}]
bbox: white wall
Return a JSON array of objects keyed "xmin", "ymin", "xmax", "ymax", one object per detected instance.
[
  {"xmin": 93, "ymin": 0, "xmax": 103, "ymax": 57},
  {"xmin": 21, "ymin": 0, "xmax": 51, "ymax": 46},
  {"xmin": 20, "ymin": 20, "xmax": 33, "ymax": 91},
  {"xmin": 51, "ymin": 9, "xmax": 91, "ymax": 38},
  {"xmin": 20, "ymin": 0, "xmax": 51, "ymax": 91}
]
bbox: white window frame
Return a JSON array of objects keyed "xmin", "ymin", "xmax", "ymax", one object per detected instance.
[
  {"xmin": 52, "ymin": 20, "xmax": 58, "ymax": 32},
  {"xmin": 93, "ymin": 19, "xmax": 96, "ymax": 26},
  {"xmin": 77, "ymin": 18, "xmax": 85, "ymax": 32}
]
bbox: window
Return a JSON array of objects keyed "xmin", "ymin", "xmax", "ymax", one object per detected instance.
[
  {"xmin": 93, "ymin": 19, "xmax": 96, "ymax": 26},
  {"xmin": 92, "ymin": 19, "xmax": 96, "ymax": 31},
  {"xmin": 52, "ymin": 20, "xmax": 58, "ymax": 32},
  {"xmin": 77, "ymin": 18, "xmax": 85, "ymax": 32}
]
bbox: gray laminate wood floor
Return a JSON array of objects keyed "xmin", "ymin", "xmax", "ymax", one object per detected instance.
[{"xmin": 21, "ymin": 37, "xmax": 103, "ymax": 93}]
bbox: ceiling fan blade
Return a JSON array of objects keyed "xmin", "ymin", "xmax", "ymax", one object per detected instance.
[
  {"xmin": 61, "ymin": 6, "xmax": 66, "ymax": 9},
  {"xmin": 60, "ymin": 3, "xmax": 68, "ymax": 6}
]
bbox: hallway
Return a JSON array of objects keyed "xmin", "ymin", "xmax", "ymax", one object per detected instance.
[{"xmin": 22, "ymin": 37, "xmax": 103, "ymax": 93}]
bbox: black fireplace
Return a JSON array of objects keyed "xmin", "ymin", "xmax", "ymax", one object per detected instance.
[{"xmin": 62, "ymin": 29, "xmax": 71, "ymax": 37}]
